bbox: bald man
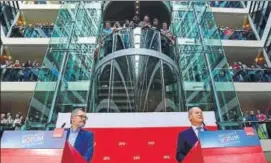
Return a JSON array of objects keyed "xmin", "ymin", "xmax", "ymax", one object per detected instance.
[{"xmin": 175, "ymin": 107, "xmax": 207, "ymax": 162}]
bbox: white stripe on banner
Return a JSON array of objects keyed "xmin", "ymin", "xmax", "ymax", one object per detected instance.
[{"xmin": 56, "ymin": 112, "xmax": 216, "ymax": 128}]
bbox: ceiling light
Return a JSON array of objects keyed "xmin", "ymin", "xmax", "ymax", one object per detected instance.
[
  {"xmin": 136, "ymin": 6, "xmax": 139, "ymax": 9},
  {"xmin": 136, "ymin": 1, "xmax": 139, "ymax": 3}
]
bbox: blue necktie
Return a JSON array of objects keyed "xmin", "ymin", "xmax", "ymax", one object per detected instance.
[
  {"xmin": 196, "ymin": 127, "xmax": 203, "ymax": 137},
  {"xmin": 196, "ymin": 127, "xmax": 203, "ymax": 133}
]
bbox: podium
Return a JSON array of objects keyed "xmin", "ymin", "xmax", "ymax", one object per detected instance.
[
  {"xmin": 0, "ymin": 130, "xmax": 86, "ymax": 163},
  {"xmin": 183, "ymin": 128, "xmax": 267, "ymax": 163}
]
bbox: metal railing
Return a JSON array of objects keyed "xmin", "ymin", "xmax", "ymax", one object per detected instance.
[{"xmin": 10, "ymin": 26, "xmax": 54, "ymax": 38}]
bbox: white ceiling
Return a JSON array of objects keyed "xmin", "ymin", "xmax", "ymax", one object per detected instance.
[
  {"xmin": 237, "ymin": 91, "xmax": 271, "ymax": 112},
  {"xmin": 1, "ymin": 92, "xmax": 33, "ymax": 117},
  {"xmin": 224, "ymin": 46, "xmax": 262, "ymax": 66},
  {"xmin": 213, "ymin": 12, "xmax": 248, "ymax": 29},
  {"xmin": 20, "ymin": 9, "xmax": 58, "ymax": 24},
  {"xmin": 4, "ymin": 45, "xmax": 47, "ymax": 64}
]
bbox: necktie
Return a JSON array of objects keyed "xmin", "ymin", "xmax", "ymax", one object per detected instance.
[
  {"xmin": 196, "ymin": 127, "xmax": 203, "ymax": 137},
  {"xmin": 196, "ymin": 127, "xmax": 203, "ymax": 132}
]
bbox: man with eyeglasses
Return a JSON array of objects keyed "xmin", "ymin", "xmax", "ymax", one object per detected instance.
[{"xmin": 67, "ymin": 108, "xmax": 94, "ymax": 163}]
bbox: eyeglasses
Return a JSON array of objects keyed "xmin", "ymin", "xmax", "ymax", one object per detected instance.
[{"xmin": 76, "ymin": 115, "xmax": 88, "ymax": 120}]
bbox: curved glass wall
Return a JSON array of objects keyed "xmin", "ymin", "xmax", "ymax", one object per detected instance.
[
  {"xmin": 89, "ymin": 51, "xmax": 183, "ymax": 112},
  {"xmin": 89, "ymin": 26, "xmax": 182, "ymax": 112}
]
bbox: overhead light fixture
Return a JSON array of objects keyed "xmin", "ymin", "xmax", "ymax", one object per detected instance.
[
  {"xmin": 136, "ymin": 1, "xmax": 139, "ymax": 3},
  {"xmin": 136, "ymin": 6, "xmax": 139, "ymax": 9},
  {"xmin": 136, "ymin": 11, "xmax": 139, "ymax": 14}
]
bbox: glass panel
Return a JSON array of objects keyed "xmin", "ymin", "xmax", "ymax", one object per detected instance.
[
  {"xmin": 172, "ymin": 1, "xmax": 243, "ymax": 129},
  {"xmin": 26, "ymin": 2, "xmax": 102, "ymax": 129}
]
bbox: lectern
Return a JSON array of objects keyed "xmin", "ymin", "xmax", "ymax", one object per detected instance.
[
  {"xmin": 1, "ymin": 130, "xmax": 86, "ymax": 163},
  {"xmin": 183, "ymin": 128, "xmax": 267, "ymax": 163}
]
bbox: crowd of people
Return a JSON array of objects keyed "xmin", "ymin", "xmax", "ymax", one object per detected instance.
[
  {"xmin": 231, "ymin": 62, "xmax": 271, "ymax": 82},
  {"xmin": 0, "ymin": 111, "xmax": 53, "ymax": 138},
  {"xmin": 243, "ymin": 110, "xmax": 271, "ymax": 139},
  {"xmin": 210, "ymin": 1, "xmax": 244, "ymax": 8},
  {"xmin": 10, "ymin": 23, "xmax": 54, "ymax": 38},
  {"xmin": 1, "ymin": 59, "xmax": 41, "ymax": 81},
  {"xmin": 0, "ymin": 112, "xmax": 25, "ymax": 134},
  {"xmin": 101, "ymin": 15, "xmax": 175, "ymax": 40},
  {"xmin": 95, "ymin": 15, "xmax": 176, "ymax": 59},
  {"xmin": 221, "ymin": 109, "xmax": 271, "ymax": 139},
  {"xmin": 218, "ymin": 26, "xmax": 256, "ymax": 40}
]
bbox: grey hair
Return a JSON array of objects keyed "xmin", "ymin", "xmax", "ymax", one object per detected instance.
[
  {"xmin": 188, "ymin": 107, "xmax": 200, "ymax": 118},
  {"xmin": 71, "ymin": 108, "xmax": 84, "ymax": 118}
]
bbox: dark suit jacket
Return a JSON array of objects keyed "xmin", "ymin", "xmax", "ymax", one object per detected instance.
[
  {"xmin": 175, "ymin": 127, "xmax": 207, "ymax": 163},
  {"xmin": 67, "ymin": 128, "xmax": 94, "ymax": 163}
]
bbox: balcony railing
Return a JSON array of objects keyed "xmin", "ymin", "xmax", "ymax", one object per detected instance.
[
  {"xmin": 233, "ymin": 68, "xmax": 271, "ymax": 82},
  {"xmin": 10, "ymin": 25, "xmax": 54, "ymax": 38},
  {"xmin": 181, "ymin": 67, "xmax": 271, "ymax": 83},
  {"xmin": 96, "ymin": 27, "xmax": 177, "ymax": 62},
  {"xmin": 217, "ymin": 120, "xmax": 271, "ymax": 139},
  {"xmin": 2, "ymin": 66, "xmax": 271, "ymax": 83},
  {"xmin": 218, "ymin": 28, "xmax": 257, "ymax": 40},
  {"xmin": 1, "ymin": 67, "xmax": 91, "ymax": 82}
]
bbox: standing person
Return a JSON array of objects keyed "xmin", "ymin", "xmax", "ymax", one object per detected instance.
[
  {"xmin": 151, "ymin": 18, "xmax": 159, "ymax": 30},
  {"xmin": 175, "ymin": 107, "xmax": 207, "ymax": 162},
  {"xmin": 67, "ymin": 108, "xmax": 94, "ymax": 163}
]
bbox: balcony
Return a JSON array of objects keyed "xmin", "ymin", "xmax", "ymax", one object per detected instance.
[
  {"xmin": 218, "ymin": 27, "xmax": 256, "ymax": 40},
  {"xmin": 96, "ymin": 27, "xmax": 177, "ymax": 62},
  {"xmin": 10, "ymin": 25, "xmax": 54, "ymax": 38}
]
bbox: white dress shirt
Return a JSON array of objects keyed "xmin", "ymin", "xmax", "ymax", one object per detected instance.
[
  {"xmin": 191, "ymin": 125, "xmax": 204, "ymax": 138},
  {"xmin": 68, "ymin": 128, "xmax": 80, "ymax": 147}
]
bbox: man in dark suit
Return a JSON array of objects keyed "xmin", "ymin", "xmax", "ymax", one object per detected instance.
[
  {"xmin": 67, "ymin": 108, "xmax": 94, "ymax": 163},
  {"xmin": 175, "ymin": 107, "xmax": 206, "ymax": 162}
]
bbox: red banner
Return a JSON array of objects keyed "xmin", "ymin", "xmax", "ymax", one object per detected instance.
[{"xmin": 87, "ymin": 126, "xmax": 217, "ymax": 163}]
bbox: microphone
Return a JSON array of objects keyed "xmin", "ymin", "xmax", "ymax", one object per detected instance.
[{"xmin": 61, "ymin": 122, "xmax": 66, "ymax": 128}]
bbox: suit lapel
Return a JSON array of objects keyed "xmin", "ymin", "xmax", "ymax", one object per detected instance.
[
  {"xmin": 74, "ymin": 129, "xmax": 83, "ymax": 149},
  {"xmin": 187, "ymin": 127, "xmax": 198, "ymax": 146}
]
